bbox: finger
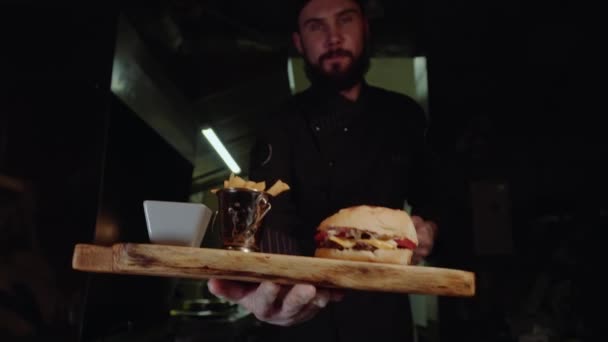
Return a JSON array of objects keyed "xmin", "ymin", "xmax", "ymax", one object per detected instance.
[
  {"xmin": 416, "ymin": 225, "xmax": 434, "ymax": 245},
  {"xmin": 310, "ymin": 288, "xmax": 331, "ymax": 309},
  {"xmin": 415, "ymin": 247, "xmax": 430, "ymax": 258},
  {"xmin": 280, "ymin": 284, "xmax": 316, "ymax": 318},
  {"xmin": 251, "ymin": 281, "xmax": 282, "ymax": 320},
  {"xmin": 289, "ymin": 302, "xmax": 323, "ymax": 325},
  {"xmin": 273, "ymin": 287, "xmax": 329, "ymax": 327},
  {"xmin": 207, "ymin": 279, "xmax": 258, "ymax": 301},
  {"xmin": 428, "ymin": 221, "xmax": 438, "ymax": 235},
  {"xmin": 416, "ymin": 231, "xmax": 432, "ymax": 248},
  {"xmin": 416, "ymin": 222, "xmax": 431, "ymax": 235},
  {"xmin": 411, "ymin": 215, "xmax": 424, "ymax": 227},
  {"xmin": 416, "ymin": 226, "xmax": 434, "ymax": 253},
  {"xmin": 418, "ymin": 221, "xmax": 438, "ymax": 239}
]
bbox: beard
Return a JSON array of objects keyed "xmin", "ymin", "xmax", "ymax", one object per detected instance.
[{"xmin": 303, "ymin": 45, "xmax": 371, "ymax": 93}]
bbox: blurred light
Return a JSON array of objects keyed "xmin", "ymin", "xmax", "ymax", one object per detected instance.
[
  {"xmin": 287, "ymin": 58, "xmax": 296, "ymax": 94},
  {"xmin": 413, "ymin": 56, "xmax": 429, "ymax": 118},
  {"xmin": 94, "ymin": 213, "xmax": 120, "ymax": 245},
  {"xmin": 201, "ymin": 127, "xmax": 241, "ymax": 174},
  {"xmin": 413, "ymin": 56, "xmax": 428, "ymax": 99}
]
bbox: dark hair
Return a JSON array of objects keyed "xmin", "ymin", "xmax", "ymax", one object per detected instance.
[{"xmin": 292, "ymin": 0, "xmax": 367, "ymax": 32}]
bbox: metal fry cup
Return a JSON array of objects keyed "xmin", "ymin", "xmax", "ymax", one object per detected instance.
[{"xmin": 215, "ymin": 187, "xmax": 271, "ymax": 252}]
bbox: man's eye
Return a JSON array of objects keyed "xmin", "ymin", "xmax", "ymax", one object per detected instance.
[
  {"xmin": 340, "ymin": 15, "xmax": 354, "ymax": 24},
  {"xmin": 308, "ymin": 22, "xmax": 322, "ymax": 31}
]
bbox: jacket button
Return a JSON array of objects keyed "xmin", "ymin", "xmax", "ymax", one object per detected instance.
[
  {"xmin": 328, "ymin": 161, "xmax": 334, "ymax": 167},
  {"xmin": 314, "ymin": 126, "xmax": 321, "ymax": 132},
  {"xmin": 343, "ymin": 127, "xmax": 349, "ymax": 132}
]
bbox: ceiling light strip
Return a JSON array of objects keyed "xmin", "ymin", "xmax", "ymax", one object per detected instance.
[{"xmin": 201, "ymin": 128, "xmax": 241, "ymax": 174}]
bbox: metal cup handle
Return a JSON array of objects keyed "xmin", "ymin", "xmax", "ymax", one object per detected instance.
[{"xmin": 255, "ymin": 195, "xmax": 272, "ymax": 225}]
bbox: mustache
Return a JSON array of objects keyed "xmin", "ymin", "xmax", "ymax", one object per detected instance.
[{"xmin": 318, "ymin": 49, "xmax": 354, "ymax": 64}]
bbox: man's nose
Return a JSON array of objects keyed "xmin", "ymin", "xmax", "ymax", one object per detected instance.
[{"xmin": 325, "ymin": 24, "xmax": 343, "ymax": 48}]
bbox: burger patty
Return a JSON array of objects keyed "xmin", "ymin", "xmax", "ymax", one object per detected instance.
[
  {"xmin": 318, "ymin": 240, "xmax": 376, "ymax": 251},
  {"xmin": 314, "ymin": 227, "xmax": 417, "ymax": 251},
  {"xmin": 319, "ymin": 227, "xmax": 393, "ymax": 240}
]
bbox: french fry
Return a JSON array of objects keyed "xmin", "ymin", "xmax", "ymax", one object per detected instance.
[
  {"xmin": 210, "ymin": 174, "xmax": 289, "ymax": 196},
  {"xmin": 266, "ymin": 179, "xmax": 290, "ymax": 197},
  {"xmin": 253, "ymin": 181, "xmax": 266, "ymax": 192},
  {"xmin": 229, "ymin": 174, "xmax": 247, "ymax": 188}
]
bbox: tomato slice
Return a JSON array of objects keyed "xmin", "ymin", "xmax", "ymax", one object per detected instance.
[
  {"xmin": 395, "ymin": 238, "xmax": 417, "ymax": 250},
  {"xmin": 314, "ymin": 231, "xmax": 328, "ymax": 242}
]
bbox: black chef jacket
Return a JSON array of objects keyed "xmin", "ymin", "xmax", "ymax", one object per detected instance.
[{"xmin": 248, "ymin": 82, "xmax": 439, "ymax": 342}]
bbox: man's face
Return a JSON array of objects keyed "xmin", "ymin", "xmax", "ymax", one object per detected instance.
[{"xmin": 293, "ymin": 0, "xmax": 369, "ymax": 91}]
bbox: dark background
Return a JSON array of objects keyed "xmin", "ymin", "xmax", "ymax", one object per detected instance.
[{"xmin": 0, "ymin": 0, "xmax": 603, "ymax": 341}]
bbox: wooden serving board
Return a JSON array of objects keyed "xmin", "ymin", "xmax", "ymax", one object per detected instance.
[{"xmin": 72, "ymin": 243, "xmax": 475, "ymax": 297}]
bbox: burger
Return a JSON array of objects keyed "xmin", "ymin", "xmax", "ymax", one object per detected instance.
[{"xmin": 314, "ymin": 205, "xmax": 418, "ymax": 265}]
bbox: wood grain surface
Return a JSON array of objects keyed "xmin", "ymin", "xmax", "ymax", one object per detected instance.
[{"xmin": 73, "ymin": 243, "xmax": 475, "ymax": 297}]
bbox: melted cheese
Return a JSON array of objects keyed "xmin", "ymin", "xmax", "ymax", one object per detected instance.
[
  {"xmin": 362, "ymin": 239, "xmax": 397, "ymax": 250},
  {"xmin": 329, "ymin": 236, "xmax": 356, "ymax": 248},
  {"xmin": 328, "ymin": 236, "xmax": 397, "ymax": 250}
]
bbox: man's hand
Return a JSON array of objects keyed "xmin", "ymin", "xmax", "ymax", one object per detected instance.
[
  {"xmin": 411, "ymin": 216, "xmax": 438, "ymax": 265},
  {"xmin": 207, "ymin": 279, "xmax": 344, "ymax": 326}
]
